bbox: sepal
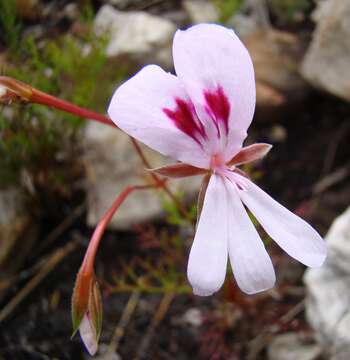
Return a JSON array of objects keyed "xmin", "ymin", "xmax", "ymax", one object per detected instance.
[
  {"xmin": 228, "ymin": 143, "xmax": 272, "ymax": 166},
  {"xmin": 148, "ymin": 163, "xmax": 207, "ymax": 178}
]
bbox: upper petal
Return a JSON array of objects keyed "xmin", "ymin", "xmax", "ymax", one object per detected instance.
[
  {"xmin": 173, "ymin": 24, "xmax": 256, "ymax": 160},
  {"xmin": 239, "ymin": 177, "xmax": 327, "ymax": 267},
  {"xmin": 225, "ymin": 176, "xmax": 276, "ymax": 294},
  {"xmin": 187, "ymin": 174, "xmax": 228, "ymax": 296},
  {"xmin": 108, "ymin": 64, "xmax": 210, "ymax": 168}
]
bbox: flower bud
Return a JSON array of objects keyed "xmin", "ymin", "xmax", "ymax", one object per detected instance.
[
  {"xmin": 71, "ymin": 269, "xmax": 103, "ymax": 355},
  {"xmin": 0, "ymin": 76, "xmax": 33, "ymax": 104}
]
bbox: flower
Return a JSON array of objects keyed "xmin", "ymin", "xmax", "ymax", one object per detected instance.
[{"xmin": 108, "ymin": 24, "xmax": 326, "ymax": 295}]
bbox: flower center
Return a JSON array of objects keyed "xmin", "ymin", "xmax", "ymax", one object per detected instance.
[{"xmin": 210, "ymin": 153, "xmax": 225, "ymax": 173}]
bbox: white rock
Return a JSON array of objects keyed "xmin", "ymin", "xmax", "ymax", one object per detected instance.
[
  {"xmin": 83, "ymin": 122, "xmax": 201, "ymax": 230},
  {"xmin": 181, "ymin": 308, "xmax": 202, "ymax": 327},
  {"xmin": 94, "ymin": 5, "xmax": 176, "ymax": 68},
  {"xmin": 268, "ymin": 333, "xmax": 322, "ymax": 360},
  {"xmin": 183, "ymin": 0, "xmax": 219, "ymax": 24},
  {"xmin": 304, "ymin": 207, "xmax": 350, "ymax": 359},
  {"xmin": 301, "ymin": 0, "xmax": 350, "ymax": 102}
]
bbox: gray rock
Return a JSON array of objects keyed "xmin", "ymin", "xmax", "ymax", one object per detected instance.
[
  {"xmin": 304, "ymin": 207, "xmax": 350, "ymax": 360},
  {"xmin": 183, "ymin": 0, "xmax": 219, "ymax": 24},
  {"xmin": 228, "ymin": 0, "xmax": 270, "ymax": 37},
  {"xmin": 94, "ymin": 5, "xmax": 176, "ymax": 69},
  {"xmin": 301, "ymin": 0, "xmax": 350, "ymax": 102},
  {"xmin": 0, "ymin": 188, "xmax": 37, "ymax": 281},
  {"xmin": 268, "ymin": 332, "xmax": 322, "ymax": 360},
  {"xmin": 0, "ymin": 188, "xmax": 29, "ymax": 265},
  {"xmin": 83, "ymin": 122, "xmax": 201, "ymax": 230}
]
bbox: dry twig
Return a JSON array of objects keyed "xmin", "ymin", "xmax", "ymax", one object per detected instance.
[
  {"xmin": 0, "ymin": 241, "xmax": 78, "ymax": 322},
  {"xmin": 107, "ymin": 292, "xmax": 141, "ymax": 355},
  {"xmin": 134, "ymin": 292, "xmax": 175, "ymax": 360}
]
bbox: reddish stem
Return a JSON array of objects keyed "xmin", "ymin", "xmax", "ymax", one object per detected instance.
[
  {"xmin": 81, "ymin": 184, "xmax": 155, "ymax": 276},
  {"xmin": 31, "ymin": 89, "xmax": 115, "ymax": 128}
]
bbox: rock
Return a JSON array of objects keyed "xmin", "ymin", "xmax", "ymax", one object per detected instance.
[
  {"xmin": 268, "ymin": 333, "xmax": 322, "ymax": 360},
  {"xmin": 83, "ymin": 122, "xmax": 201, "ymax": 230},
  {"xmin": 183, "ymin": 0, "xmax": 219, "ymax": 24},
  {"xmin": 301, "ymin": 0, "xmax": 350, "ymax": 102},
  {"xmin": 162, "ymin": 10, "xmax": 189, "ymax": 27},
  {"xmin": 181, "ymin": 308, "xmax": 203, "ymax": 327},
  {"xmin": 103, "ymin": 0, "xmax": 141, "ymax": 9},
  {"xmin": 228, "ymin": 0, "xmax": 270, "ymax": 37},
  {"xmin": 0, "ymin": 188, "xmax": 29, "ymax": 265},
  {"xmin": 304, "ymin": 207, "xmax": 350, "ymax": 360},
  {"xmin": 242, "ymin": 29, "xmax": 308, "ymax": 120},
  {"xmin": 94, "ymin": 4, "xmax": 176, "ymax": 69},
  {"xmin": 0, "ymin": 188, "xmax": 37, "ymax": 279}
]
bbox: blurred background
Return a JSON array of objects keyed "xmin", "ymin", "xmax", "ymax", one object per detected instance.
[{"xmin": 0, "ymin": 0, "xmax": 349, "ymax": 359}]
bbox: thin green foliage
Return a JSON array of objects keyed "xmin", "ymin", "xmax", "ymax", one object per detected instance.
[
  {"xmin": 0, "ymin": 10, "xmax": 128, "ymax": 189},
  {"xmin": 111, "ymin": 230, "xmax": 191, "ymax": 294}
]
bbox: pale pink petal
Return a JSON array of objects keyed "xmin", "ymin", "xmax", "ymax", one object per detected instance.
[
  {"xmin": 108, "ymin": 64, "xmax": 210, "ymax": 168},
  {"xmin": 173, "ymin": 24, "xmax": 256, "ymax": 160},
  {"xmin": 187, "ymin": 174, "xmax": 228, "ymax": 296},
  {"xmin": 238, "ymin": 177, "xmax": 327, "ymax": 267},
  {"xmin": 79, "ymin": 314, "xmax": 98, "ymax": 356},
  {"xmin": 225, "ymin": 177, "xmax": 275, "ymax": 294}
]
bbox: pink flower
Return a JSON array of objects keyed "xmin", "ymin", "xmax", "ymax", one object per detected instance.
[{"xmin": 108, "ymin": 24, "xmax": 326, "ymax": 295}]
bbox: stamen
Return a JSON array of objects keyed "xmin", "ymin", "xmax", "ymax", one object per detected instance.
[{"xmin": 210, "ymin": 153, "xmax": 226, "ymax": 173}]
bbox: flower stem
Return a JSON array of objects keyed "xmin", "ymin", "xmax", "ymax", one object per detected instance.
[
  {"xmin": 81, "ymin": 184, "xmax": 155, "ymax": 276},
  {"xmin": 31, "ymin": 88, "xmax": 115, "ymax": 127}
]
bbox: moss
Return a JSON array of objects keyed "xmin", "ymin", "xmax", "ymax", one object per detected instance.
[{"xmin": 0, "ymin": 15, "xmax": 129, "ymax": 190}]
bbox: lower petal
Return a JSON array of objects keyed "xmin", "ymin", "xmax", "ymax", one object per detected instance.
[
  {"xmin": 79, "ymin": 314, "xmax": 98, "ymax": 356},
  {"xmin": 239, "ymin": 177, "xmax": 327, "ymax": 267},
  {"xmin": 187, "ymin": 174, "xmax": 228, "ymax": 296},
  {"xmin": 225, "ymin": 178, "xmax": 276, "ymax": 294}
]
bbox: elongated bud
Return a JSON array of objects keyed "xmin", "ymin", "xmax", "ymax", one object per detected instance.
[
  {"xmin": 88, "ymin": 279, "xmax": 103, "ymax": 344},
  {"xmin": 71, "ymin": 269, "xmax": 103, "ymax": 356},
  {"xmin": 71, "ymin": 268, "xmax": 91, "ymax": 336}
]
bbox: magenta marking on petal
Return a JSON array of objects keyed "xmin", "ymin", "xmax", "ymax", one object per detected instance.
[
  {"xmin": 204, "ymin": 86, "xmax": 230, "ymax": 136},
  {"xmin": 163, "ymin": 98, "xmax": 206, "ymax": 145}
]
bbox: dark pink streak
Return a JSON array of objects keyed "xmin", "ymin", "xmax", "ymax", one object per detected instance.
[
  {"xmin": 204, "ymin": 86, "xmax": 230, "ymax": 136},
  {"xmin": 163, "ymin": 98, "xmax": 206, "ymax": 145}
]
